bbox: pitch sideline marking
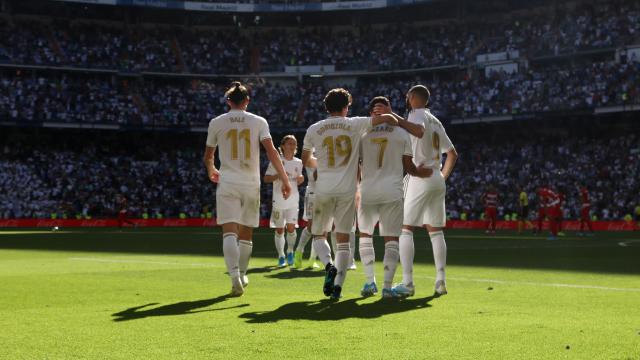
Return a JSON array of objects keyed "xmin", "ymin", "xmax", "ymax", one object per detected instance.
[{"xmin": 68, "ymin": 257, "xmax": 640, "ymax": 293}]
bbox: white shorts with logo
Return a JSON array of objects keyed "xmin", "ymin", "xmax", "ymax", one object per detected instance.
[
  {"xmin": 403, "ymin": 173, "xmax": 446, "ymax": 228},
  {"xmin": 270, "ymin": 207, "xmax": 299, "ymax": 228},
  {"xmin": 358, "ymin": 199, "xmax": 403, "ymax": 237},
  {"xmin": 312, "ymin": 193, "xmax": 355, "ymax": 235},
  {"xmin": 216, "ymin": 182, "xmax": 260, "ymax": 227},
  {"xmin": 303, "ymin": 191, "xmax": 314, "ymax": 221}
]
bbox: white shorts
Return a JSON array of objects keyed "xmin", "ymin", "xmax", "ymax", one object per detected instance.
[
  {"xmin": 312, "ymin": 194, "xmax": 355, "ymax": 236},
  {"xmin": 358, "ymin": 199, "xmax": 403, "ymax": 237},
  {"xmin": 403, "ymin": 174, "xmax": 446, "ymax": 228},
  {"xmin": 216, "ymin": 182, "xmax": 260, "ymax": 227},
  {"xmin": 270, "ymin": 207, "xmax": 299, "ymax": 228},
  {"xmin": 303, "ymin": 191, "xmax": 314, "ymax": 221}
]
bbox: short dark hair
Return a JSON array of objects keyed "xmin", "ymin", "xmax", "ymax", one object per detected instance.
[
  {"xmin": 324, "ymin": 88, "xmax": 352, "ymax": 113},
  {"xmin": 368, "ymin": 96, "xmax": 390, "ymax": 114},
  {"xmin": 225, "ymin": 81, "xmax": 249, "ymax": 104},
  {"xmin": 408, "ymin": 85, "xmax": 430, "ymax": 104}
]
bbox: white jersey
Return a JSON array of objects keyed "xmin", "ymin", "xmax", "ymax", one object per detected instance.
[
  {"xmin": 407, "ymin": 108, "xmax": 454, "ymax": 170},
  {"xmin": 303, "ymin": 116, "xmax": 372, "ymax": 196},
  {"xmin": 305, "ymin": 166, "xmax": 316, "ymax": 194},
  {"xmin": 206, "ymin": 109, "xmax": 271, "ymax": 187},
  {"xmin": 266, "ymin": 156, "xmax": 302, "ymax": 209},
  {"xmin": 360, "ymin": 125, "xmax": 412, "ymax": 204}
]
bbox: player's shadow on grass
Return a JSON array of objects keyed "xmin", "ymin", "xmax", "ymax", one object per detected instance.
[
  {"xmin": 265, "ymin": 269, "xmax": 325, "ymax": 280},
  {"xmin": 239, "ymin": 296, "xmax": 434, "ymax": 323},
  {"xmin": 112, "ymin": 294, "xmax": 248, "ymax": 322},
  {"xmin": 246, "ymin": 266, "xmax": 279, "ymax": 275}
]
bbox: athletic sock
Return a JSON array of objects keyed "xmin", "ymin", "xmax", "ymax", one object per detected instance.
[
  {"xmin": 334, "ymin": 242, "xmax": 350, "ymax": 287},
  {"xmin": 309, "ymin": 243, "xmax": 317, "ymax": 261},
  {"xmin": 358, "ymin": 236, "xmax": 375, "ymax": 283},
  {"xmin": 349, "ymin": 231, "xmax": 356, "ymax": 266},
  {"xmin": 296, "ymin": 227, "xmax": 312, "ymax": 253},
  {"xmin": 274, "ymin": 232, "xmax": 285, "ymax": 258},
  {"xmin": 429, "ymin": 231, "xmax": 447, "ymax": 282},
  {"xmin": 222, "ymin": 233, "xmax": 240, "ymax": 279},
  {"xmin": 330, "ymin": 231, "xmax": 337, "ymax": 256},
  {"xmin": 383, "ymin": 240, "xmax": 400, "ymax": 289},
  {"xmin": 238, "ymin": 240, "xmax": 253, "ymax": 277},
  {"xmin": 286, "ymin": 230, "xmax": 297, "ymax": 254},
  {"xmin": 312, "ymin": 237, "xmax": 333, "ymax": 266},
  {"xmin": 399, "ymin": 229, "xmax": 414, "ymax": 285}
]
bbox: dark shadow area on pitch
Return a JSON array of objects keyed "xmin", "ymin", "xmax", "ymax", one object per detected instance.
[
  {"xmin": 2, "ymin": 229, "xmax": 639, "ymax": 275},
  {"xmin": 265, "ymin": 269, "xmax": 325, "ymax": 280},
  {"xmin": 246, "ymin": 266, "xmax": 279, "ymax": 274},
  {"xmin": 239, "ymin": 295, "xmax": 435, "ymax": 323},
  {"xmin": 112, "ymin": 294, "xmax": 248, "ymax": 322}
]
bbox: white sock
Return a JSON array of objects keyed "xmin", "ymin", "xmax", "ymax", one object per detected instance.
[
  {"xmin": 349, "ymin": 231, "xmax": 356, "ymax": 266},
  {"xmin": 312, "ymin": 237, "xmax": 333, "ymax": 266},
  {"xmin": 429, "ymin": 231, "xmax": 447, "ymax": 282},
  {"xmin": 309, "ymin": 243, "xmax": 317, "ymax": 261},
  {"xmin": 238, "ymin": 240, "xmax": 252, "ymax": 277},
  {"xmin": 330, "ymin": 231, "xmax": 337, "ymax": 256},
  {"xmin": 274, "ymin": 232, "xmax": 285, "ymax": 258},
  {"xmin": 222, "ymin": 233, "xmax": 240, "ymax": 279},
  {"xmin": 334, "ymin": 242, "xmax": 350, "ymax": 287},
  {"xmin": 383, "ymin": 240, "xmax": 399, "ymax": 289},
  {"xmin": 286, "ymin": 230, "xmax": 297, "ymax": 254},
  {"xmin": 296, "ymin": 227, "xmax": 312, "ymax": 253},
  {"xmin": 399, "ymin": 229, "xmax": 414, "ymax": 286},
  {"xmin": 358, "ymin": 236, "xmax": 375, "ymax": 283}
]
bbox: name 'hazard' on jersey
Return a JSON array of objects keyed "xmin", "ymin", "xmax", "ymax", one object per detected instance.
[
  {"xmin": 206, "ymin": 109, "xmax": 271, "ymax": 187},
  {"xmin": 407, "ymin": 108, "xmax": 454, "ymax": 170},
  {"xmin": 303, "ymin": 116, "xmax": 372, "ymax": 196},
  {"xmin": 360, "ymin": 125, "xmax": 412, "ymax": 204}
]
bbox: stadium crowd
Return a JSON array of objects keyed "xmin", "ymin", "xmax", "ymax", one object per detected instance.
[
  {"xmin": 1, "ymin": 0, "xmax": 638, "ymax": 72},
  {"xmin": 1, "ymin": 130, "xmax": 638, "ymax": 221},
  {"xmin": 2, "ymin": 59, "xmax": 638, "ymax": 126}
]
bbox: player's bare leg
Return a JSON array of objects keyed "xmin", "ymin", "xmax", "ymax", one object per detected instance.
[
  {"xmin": 221, "ymin": 222, "xmax": 244, "ymax": 296},
  {"xmin": 426, "ymin": 224, "xmax": 447, "ymax": 296}
]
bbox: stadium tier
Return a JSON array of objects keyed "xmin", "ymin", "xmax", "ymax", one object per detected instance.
[{"xmin": 0, "ymin": 0, "xmax": 639, "ymax": 222}]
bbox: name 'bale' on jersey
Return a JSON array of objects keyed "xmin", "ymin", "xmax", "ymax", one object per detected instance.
[{"xmin": 206, "ymin": 109, "xmax": 271, "ymax": 186}]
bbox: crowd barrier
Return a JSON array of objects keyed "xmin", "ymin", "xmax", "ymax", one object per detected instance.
[{"xmin": 0, "ymin": 219, "xmax": 636, "ymax": 231}]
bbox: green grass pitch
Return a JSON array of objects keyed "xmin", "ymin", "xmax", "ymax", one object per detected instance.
[{"xmin": 1, "ymin": 228, "xmax": 639, "ymax": 359}]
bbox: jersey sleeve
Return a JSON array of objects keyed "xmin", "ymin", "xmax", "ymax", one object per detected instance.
[
  {"xmin": 258, "ymin": 118, "xmax": 272, "ymax": 142},
  {"xmin": 205, "ymin": 119, "xmax": 217, "ymax": 147},
  {"xmin": 436, "ymin": 123, "xmax": 454, "ymax": 153},
  {"xmin": 401, "ymin": 130, "xmax": 413, "ymax": 156},
  {"xmin": 302, "ymin": 127, "xmax": 315, "ymax": 152},
  {"xmin": 351, "ymin": 116, "xmax": 372, "ymax": 134}
]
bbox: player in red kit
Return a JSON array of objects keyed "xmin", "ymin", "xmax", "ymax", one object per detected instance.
[
  {"xmin": 535, "ymin": 186, "xmax": 549, "ymax": 235},
  {"xmin": 117, "ymin": 194, "xmax": 136, "ymax": 229},
  {"xmin": 578, "ymin": 186, "xmax": 594, "ymax": 236},
  {"xmin": 545, "ymin": 188, "xmax": 562, "ymax": 241},
  {"xmin": 481, "ymin": 186, "xmax": 498, "ymax": 234}
]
